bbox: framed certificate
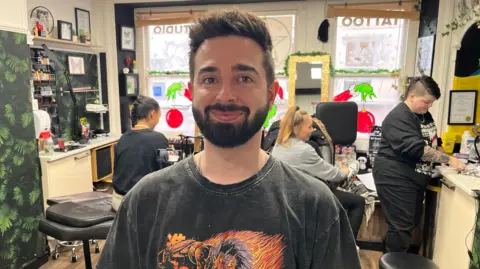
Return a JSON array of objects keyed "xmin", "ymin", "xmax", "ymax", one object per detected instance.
[{"xmin": 448, "ymin": 90, "xmax": 478, "ymax": 125}]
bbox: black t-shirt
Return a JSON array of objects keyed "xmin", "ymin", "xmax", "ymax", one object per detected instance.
[
  {"xmin": 97, "ymin": 156, "xmax": 361, "ymax": 269},
  {"xmin": 415, "ymin": 112, "xmax": 440, "ymax": 176},
  {"xmin": 112, "ymin": 129, "xmax": 169, "ymax": 195},
  {"xmin": 373, "ymin": 102, "xmax": 429, "ymax": 187}
]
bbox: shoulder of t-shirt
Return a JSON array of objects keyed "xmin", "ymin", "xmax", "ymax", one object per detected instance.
[
  {"xmin": 273, "ymin": 158, "xmax": 342, "ymax": 216},
  {"xmin": 384, "ymin": 102, "xmax": 416, "ymax": 125}
]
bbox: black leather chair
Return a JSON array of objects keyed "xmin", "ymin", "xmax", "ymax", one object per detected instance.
[
  {"xmin": 379, "ymin": 252, "xmax": 439, "ymax": 269},
  {"xmin": 38, "ymin": 192, "xmax": 115, "ymax": 269}
]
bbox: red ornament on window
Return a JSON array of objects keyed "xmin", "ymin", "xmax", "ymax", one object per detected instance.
[
  {"xmin": 357, "ymin": 108, "xmax": 375, "ymax": 133},
  {"xmin": 166, "ymin": 108, "xmax": 183, "ymax": 128},
  {"xmin": 184, "ymin": 88, "xmax": 192, "ymax": 102}
]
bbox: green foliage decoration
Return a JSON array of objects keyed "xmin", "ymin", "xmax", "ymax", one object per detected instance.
[{"xmin": 0, "ymin": 30, "xmax": 46, "ymax": 269}]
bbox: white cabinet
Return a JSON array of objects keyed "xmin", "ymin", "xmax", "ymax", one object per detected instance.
[
  {"xmin": 433, "ymin": 183, "xmax": 476, "ymax": 269},
  {"xmin": 40, "ymin": 151, "xmax": 93, "ymax": 209}
]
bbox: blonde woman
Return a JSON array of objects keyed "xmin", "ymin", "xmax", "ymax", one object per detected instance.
[{"xmin": 271, "ymin": 106, "xmax": 365, "ymax": 242}]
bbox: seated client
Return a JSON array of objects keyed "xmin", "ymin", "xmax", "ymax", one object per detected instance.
[
  {"xmin": 112, "ymin": 95, "xmax": 169, "ymax": 211},
  {"xmin": 271, "ymin": 106, "xmax": 366, "ymax": 242}
]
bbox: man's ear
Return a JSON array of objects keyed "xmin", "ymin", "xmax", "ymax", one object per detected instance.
[{"xmin": 268, "ymin": 80, "xmax": 279, "ymax": 109}]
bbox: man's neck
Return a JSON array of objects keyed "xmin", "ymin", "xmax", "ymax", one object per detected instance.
[{"xmin": 195, "ymin": 132, "xmax": 268, "ymax": 185}]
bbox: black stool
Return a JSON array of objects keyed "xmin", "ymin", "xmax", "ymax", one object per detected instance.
[
  {"xmin": 38, "ymin": 196, "xmax": 115, "ymax": 269},
  {"xmin": 379, "ymin": 252, "xmax": 439, "ymax": 269}
]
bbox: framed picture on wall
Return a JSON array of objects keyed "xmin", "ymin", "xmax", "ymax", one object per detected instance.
[
  {"xmin": 448, "ymin": 90, "xmax": 478, "ymax": 125},
  {"xmin": 68, "ymin": 56, "xmax": 85, "ymax": 75},
  {"xmin": 414, "ymin": 35, "xmax": 435, "ymax": 77},
  {"xmin": 120, "ymin": 26, "xmax": 135, "ymax": 51},
  {"xmin": 119, "ymin": 74, "xmax": 139, "ymax": 96},
  {"xmin": 57, "ymin": 20, "xmax": 73, "ymax": 41},
  {"xmin": 75, "ymin": 8, "xmax": 91, "ymax": 41}
]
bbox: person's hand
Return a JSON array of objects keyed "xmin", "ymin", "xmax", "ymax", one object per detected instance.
[
  {"xmin": 448, "ymin": 156, "xmax": 467, "ymax": 171},
  {"xmin": 341, "ymin": 167, "xmax": 350, "ymax": 176}
]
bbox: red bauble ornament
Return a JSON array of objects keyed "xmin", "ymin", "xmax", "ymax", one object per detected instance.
[
  {"xmin": 166, "ymin": 108, "xmax": 183, "ymax": 128},
  {"xmin": 184, "ymin": 88, "xmax": 192, "ymax": 102},
  {"xmin": 357, "ymin": 108, "xmax": 375, "ymax": 133}
]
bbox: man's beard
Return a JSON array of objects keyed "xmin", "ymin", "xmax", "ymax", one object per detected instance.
[{"xmin": 192, "ymin": 102, "xmax": 269, "ymax": 148}]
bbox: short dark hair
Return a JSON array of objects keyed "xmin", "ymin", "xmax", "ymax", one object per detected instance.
[
  {"xmin": 188, "ymin": 9, "xmax": 275, "ymax": 87},
  {"xmin": 406, "ymin": 75, "xmax": 441, "ymax": 99},
  {"xmin": 131, "ymin": 95, "xmax": 159, "ymax": 126}
]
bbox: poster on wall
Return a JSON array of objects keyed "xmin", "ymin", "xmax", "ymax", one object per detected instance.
[
  {"xmin": 415, "ymin": 35, "xmax": 435, "ymax": 77},
  {"xmin": 75, "ymin": 8, "xmax": 91, "ymax": 41},
  {"xmin": 448, "ymin": 90, "xmax": 477, "ymax": 125}
]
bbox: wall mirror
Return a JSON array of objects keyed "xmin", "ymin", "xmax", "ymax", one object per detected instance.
[{"xmin": 288, "ymin": 55, "xmax": 330, "ymax": 113}]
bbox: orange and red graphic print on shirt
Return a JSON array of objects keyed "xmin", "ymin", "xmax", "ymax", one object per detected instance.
[{"xmin": 157, "ymin": 230, "xmax": 286, "ymax": 269}]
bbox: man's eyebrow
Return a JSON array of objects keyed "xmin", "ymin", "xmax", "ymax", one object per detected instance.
[
  {"xmin": 232, "ymin": 64, "xmax": 259, "ymax": 75},
  {"xmin": 198, "ymin": 66, "xmax": 218, "ymax": 76}
]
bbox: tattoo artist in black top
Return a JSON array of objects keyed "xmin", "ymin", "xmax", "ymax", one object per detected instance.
[
  {"xmin": 111, "ymin": 95, "xmax": 169, "ymax": 211},
  {"xmin": 373, "ymin": 76, "xmax": 466, "ymax": 253}
]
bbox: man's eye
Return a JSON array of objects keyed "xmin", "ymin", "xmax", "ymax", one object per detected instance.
[
  {"xmin": 202, "ymin": 77, "xmax": 216, "ymax": 84},
  {"xmin": 239, "ymin": 76, "xmax": 252, "ymax": 83}
]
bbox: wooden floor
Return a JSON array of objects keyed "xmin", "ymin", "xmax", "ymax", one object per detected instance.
[{"xmin": 40, "ymin": 240, "xmax": 384, "ymax": 269}]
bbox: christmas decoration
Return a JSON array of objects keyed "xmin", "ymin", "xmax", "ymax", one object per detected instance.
[
  {"xmin": 166, "ymin": 108, "xmax": 183, "ymax": 128},
  {"xmin": 184, "ymin": 88, "xmax": 192, "ymax": 102},
  {"xmin": 263, "ymin": 104, "xmax": 277, "ymax": 128},
  {"xmin": 355, "ymin": 83, "xmax": 377, "ymax": 133},
  {"xmin": 166, "ymin": 82, "xmax": 183, "ymax": 101},
  {"xmin": 277, "ymin": 85, "xmax": 284, "ymax": 100},
  {"xmin": 358, "ymin": 109, "xmax": 376, "ymax": 133},
  {"xmin": 284, "ymin": 51, "xmax": 334, "ymax": 76}
]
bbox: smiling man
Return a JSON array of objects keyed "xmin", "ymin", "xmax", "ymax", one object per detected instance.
[{"xmin": 97, "ymin": 10, "xmax": 360, "ymax": 269}]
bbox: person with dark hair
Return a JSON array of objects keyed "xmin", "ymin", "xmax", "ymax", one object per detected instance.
[
  {"xmin": 111, "ymin": 95, "xmax": 168, "ymax": 211},
  {"xmin": 98, "ymin": 9, "xmax": 361, "ymax": 269},
  {"xmin": 373, "ymin": 75, "xmax": 466, "ymax": 253}
]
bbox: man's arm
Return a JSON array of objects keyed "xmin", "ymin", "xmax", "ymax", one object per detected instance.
[
  {"xmin": 310, "ymin": 207, "xmax": 362, "ymax": 269},
  {"xmin": 96, "ymin": 194, "xmax": 141, "ymax": 269},
  {"xmin": 422, "ymin": 146, "xmax": 450, "ymax": 163}
]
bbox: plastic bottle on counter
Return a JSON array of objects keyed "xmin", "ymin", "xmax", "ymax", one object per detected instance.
[
  {"xmin": 460, "ymin": 130, "xmax": 475, "ymax": 154},
  {"xmin": 39, "ymin": 131, "xmax": 54, "ymax": 155}
]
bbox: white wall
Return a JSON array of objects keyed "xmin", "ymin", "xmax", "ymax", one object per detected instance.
[
  {"xmin": 432, "ymin": 0, "xmax": 475, "ymax": 135},
  {"xmin": 27, "ymin": 0, "xmax": 93, "ymax": 39},
  {"xmin": 0, "ymin": 0, "xmax": 29, "ymax": 33}
]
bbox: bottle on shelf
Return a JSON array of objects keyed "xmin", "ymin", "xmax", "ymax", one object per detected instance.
[{"xmin": 460, "ymin": 130, "xmax": 475, "ymax": 154}]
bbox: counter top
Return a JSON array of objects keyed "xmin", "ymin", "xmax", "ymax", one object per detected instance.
[
  {"xmin": 440, "ymin": 167, "xmax": 480, "ymax": 197},
  {"xmin": 39, "ymin": 136, "xmax": 119, "ymax": 162}
]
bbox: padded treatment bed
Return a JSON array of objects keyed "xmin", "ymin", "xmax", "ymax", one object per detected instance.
[{"xmin": 38, "ymin": 192, "xmax": 115, "ymax": 269}]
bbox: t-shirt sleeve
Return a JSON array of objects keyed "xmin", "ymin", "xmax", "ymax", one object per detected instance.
[
  {"xmin": 383, "ymin": 112, "xmax": 425, "ymax": 162},
  {"xmin": 96, "ymin": 194, "xmax": 141, "ymax": 269},
  {"xmin": 310, "ymin": 207, "xmax": 362, "ymax": 269}
]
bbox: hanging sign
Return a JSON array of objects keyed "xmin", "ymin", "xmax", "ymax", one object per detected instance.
[{"xmin": 341, "ymin": 17, "xmax": 399, "ymax": 27}]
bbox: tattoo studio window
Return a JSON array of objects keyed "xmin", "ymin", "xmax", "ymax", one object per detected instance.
[
  {"xmin": 333, "ymin": 16, "xmax": 407, "ymax": 148},
  {"xmin": 144, "ymin": 14, "xmax": 295, "ymax": 134}
]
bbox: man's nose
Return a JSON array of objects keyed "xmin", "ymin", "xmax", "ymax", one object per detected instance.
[{"xmin": 215, "ymin": 83, "xmax": 237, "ymax": 103}]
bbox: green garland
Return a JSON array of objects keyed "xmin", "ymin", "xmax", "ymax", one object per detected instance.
[
  {"xmin": 149, "ymin": 70, "xmax": 189, "ymax": 75},
  {"xmin": 148, "ymin": 52, "xmax": 401, "ymax": 77},
  {"xmin": 283, "ymin": 51, "xmax": 334, "ymax": 77},
  {"xmin": 335, "ymin": 68, "xmax": 401, "ymax": 75}
]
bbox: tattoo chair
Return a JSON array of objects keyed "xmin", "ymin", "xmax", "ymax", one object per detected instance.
[{"xmin": 38, "ymin": 192, "xmax": 115, "ymax": 269}]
